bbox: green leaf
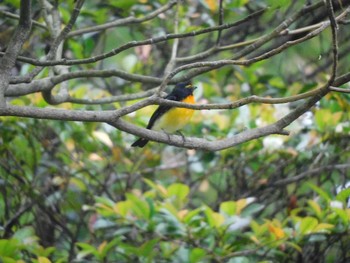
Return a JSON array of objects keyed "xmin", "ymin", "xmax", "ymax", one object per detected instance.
[
  {"xmin": 156, "ymin": 208, "xmax": 185, "ymax": 236},
  {"xmin": 298, "ymin": 217, "xmax": 318, "ymax": 235},
  {"xmin": 189, "ymin": 248, "xmax": 206, "ymax": 263},
  {"xmin": 266, "ymin": 0, "xmax": 290, "ymax": 9},
  {"xmin": 203, "ymin": 206, "xmax": 224, "ymax": 228},
  {"xmin": 307, "ymin": 183, "xmax": 332, "ymax": 202},
  {"xmin": 143, "ymin": 179, "xmax": 168, "ymax": 198},
  {"xmin": 94, "ymin": 196, "xmax": 115, "ymax": 208},
  {"xmin": 3, "ymin": 0, "xmax": 20, "ymax": 8},
  {"xmin": 269, "ymin": 77, "xmax": 285, "ymax": 89},
  {"xmin": 285, "ymin": 241, "xmax": 302, "ymax": 253},
  {"xmin": 330, "ymin": 208, "xmax": 349, "ymax": 225},
  {"xmin": 32, "ymin": 246, "xmax": 56, "ymax": 258},
  {"xmin": 99, "ymin": 238, "xmax": 121, "ymax": 259},
  {"xmin": 226, "ymin": 0, "xmax": 249, "ymax": 8},
  {"xmin": 117, "ymin": 243, "xmax": 140, "ymax": 256},
  {"xmin": 241, "ymin": 203, "xmax": 265, "ymax": 217},
  {"xmin": 95, "ymin": 196, "xmax": 115, "ymax": 217},
  {"xmin": 76, "ymin": 243, "xmax": 99, "ymax": 258},
  {"xmin": 313, "ymin": 223, "xmax": 334, "ymax": 233},
  {"xmin": 126, "ymin": 193, "xmax": 150, "ymax": 219},
  {"xmin": 0, "ymin": 256, "xmax": 17, "ymax": 263},
  {"xmin": 183, "ymin": 207, "xmax": 202, "ymax": 223},
  {"xmin": 139, "ymin": 238, "xmax": 160, "ymax": 257},
  {"xmin": 335, "ymin": 187, "xmax": 350, "ymax": 204},
  {"xmin": 167, "ymin": 183, "xmax": 190, "ymax": 201},
  {"xmin": 307, "ymin": 200, "xmax": 322, "ymax": 218},
  {"xmin": 220, "ymin": 201, "xmax": 236, "ymax": 216},
  {"xmin": 315, "ymin": 109, "xmax": 342, "ymax": 131},
  {"xmin": 114, "ymin": 200, "xmax": 131, "ymax": 217},
  {"xmin": 12, "ymin": 226, "xmax": 36, "ymax": 242},
  {"xmin": 0, "ymin": 239, "xmax": 21, "ymax": 257},
  {"xmin": 110, "ymin": 0, "xmax": 138, "ymax": 9},
  {"xmin": 37, "ymin": 257, "xmax": 52, "ymax": 263}
]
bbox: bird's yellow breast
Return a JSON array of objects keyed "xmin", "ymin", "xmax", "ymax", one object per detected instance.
[{"xmin": 152, "ymin": 95, "xmax": 195, "ymax": 133}]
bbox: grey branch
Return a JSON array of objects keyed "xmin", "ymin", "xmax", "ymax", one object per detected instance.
[
  {"xmin": 0, "ymin": 0, "xmax": 32, "ymax": 106},
  {"xmin": 67, "ymin": 0, "xmax": 178, "ymax": 37}
]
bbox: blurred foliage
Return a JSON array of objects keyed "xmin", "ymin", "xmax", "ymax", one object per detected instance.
[{"xmin": 1, "ymin": 0, "xmax": 350, "ymax": 262}]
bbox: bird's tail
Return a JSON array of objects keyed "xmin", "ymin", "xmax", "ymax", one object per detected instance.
[{"xmin": 131, "ymin": 138, "xmax": 149, "ymax": 148}]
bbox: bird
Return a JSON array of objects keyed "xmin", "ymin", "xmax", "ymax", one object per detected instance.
[{"xmin": 131, "ymin": 81, "xmax": 197, "ymax": 148}]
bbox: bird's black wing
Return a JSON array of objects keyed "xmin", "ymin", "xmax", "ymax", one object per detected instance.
[
  {"xmin": 146, "ymin": 94, "xmax": 177, "ymax": 129},
  {"xmin": 131, "ymin": 94, "xmax": 177, "ymax": 147}
]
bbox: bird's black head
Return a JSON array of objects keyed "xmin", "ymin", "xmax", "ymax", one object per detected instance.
[{"xmin": 171, "ymin": 81, "xmax": 197, "ymax": 100}]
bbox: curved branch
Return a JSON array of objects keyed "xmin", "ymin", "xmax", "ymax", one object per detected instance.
[
  {"xmin": 11, "ymin": 0, "xmax": 85, "ymax": 85},
  {"xmin": 0, "ymin": 9, "xmax": 47, "ymax": 30},
  {"xmin": 8, "ymin": 9, "xmax": 266, "ymax": 67},
  {"xmin": 67, "ymin": 0, "xmax": 178, "ymax": 37},
  {"xmin": 0, "ymin": 83, "xmax": 335, "ymax": 152},
  {"xmin": 0, "ymin": 0, "xmax": 32, "ymax": 106},
  {"xmin": 270, "ymin": 163, "xmax": 350, "ymax": 187}
]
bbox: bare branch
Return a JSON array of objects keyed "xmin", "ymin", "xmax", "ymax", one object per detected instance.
[
  {"xmin": 0, "ymin": 1, "xmax": 349, "ymax": 151},
  {"xmin": 271, "ymin": 164, "xmax": 350, "ymax": 187},
  {"xmin": 329, "ymin": 86, "xmax": 350, "ymax": 93},
  {"xmin": 325, "ymin": 0, "xmax": 339, "ymax": 85},
  {"xmin": 0, "ymin": 84, "xmax": 333, "ymax": 152},
  {"xmin": 66, "ymin": 88, "xmax": 160, "ymax": 105},
  {"xmin": 67, "ymin": 0, "xmax": 178, "ymax": 37},
  {"xmin": 164, "ymin": 0, "xmax": 180, "ymax": 75},
  {"xmin": 216, "ymin": 0, "xmax": 224, "ymax": 45},
  {"xmin": 0, "ymin": 9, "xmax": 47, "ymax": 30},
  {"xmin": 7, "ymin": 10, "xmax": 265, "ymax": 67},
  {"xmin": 13, "ymin": 0, "xmax": 85, "ymax": 84},
  {"xmin": 0, "ymin": 0, "xmax": 32, "ymax": 106}
]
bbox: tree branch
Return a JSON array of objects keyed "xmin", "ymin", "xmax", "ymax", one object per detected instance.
[
  {"xmin": 67, "ymin": 0, "xmax": 178, "ymax": 37},
  {"xmin": 11, "ymin": 0, "xmax": 85, "ymax": 84},
  {"xmin": 270, "ymin": 164, "xmax": 350, "ymax": 187},
  {"xmin": 0, "ymin": 9, "xmax": 47, "ymax": 30},
  {"xmin": 0, "ymin": 0, "xmax": 32, "ymax": 107},
  {"xmin": 325, "ymin": 0, "xmax": 339, "ymax": 85},
  {"xmin": 6, "ymin": 10, "xmax": 265, "ymax": 67}
]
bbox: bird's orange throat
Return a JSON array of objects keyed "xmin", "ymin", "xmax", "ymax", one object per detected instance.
[{"xmin": 182, "ymin": 94, "xmax": 195, "ymax": 104}]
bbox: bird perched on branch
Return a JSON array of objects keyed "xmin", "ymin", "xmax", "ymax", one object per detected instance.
[{"xmin": 131, "ymin": 81, "xmax": 197, "ymax": 148}]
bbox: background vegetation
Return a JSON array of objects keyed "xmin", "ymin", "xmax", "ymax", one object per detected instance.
[{"xmin": 0, "ymin": 0, "xmax": 349, "ymax": 262}]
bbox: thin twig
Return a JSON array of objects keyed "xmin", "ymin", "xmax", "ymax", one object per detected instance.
[
  {"xmin": 66, "ymin": 88, "xmax": 160, "ymax": 105},
  {"xmin": 6, "ymin": 10, "xmax": 266, "ymax": 67},
  {"xmin": 164, "ymin": 0, "xmax": 180, "ymax": 76},
  {"xmin": 270, "ymin": 164, "xmax": 350, "ymax": 187},
  {"xmin": 0, "ymin": 9, "xmax": 47, "ymax": 30},
  {"xmin": 67, "ymin": 0, "xmax": 178, "ymax": 37},
  {"xmin": 329, "ymin": 86, "xmax": 350, "ymax": 93},
  {"xmin": 167, "ymin": 1, "xmax": 326, "ymax": 84},
  {"xmin": 325, "ymin": 0, "xmax": 339, "ymax": 85}
]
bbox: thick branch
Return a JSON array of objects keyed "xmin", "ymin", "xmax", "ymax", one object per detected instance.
[
  {"xmin": 0, "ymin": 85, "xmax": 331, "ymax": 152},
  {"xmin": 12, "ymin": 0, "xmax": 85, "ymax": 84},
  {"xmin": 0, "ymin": 0, "xmax": 32, "ymax": 106}
]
